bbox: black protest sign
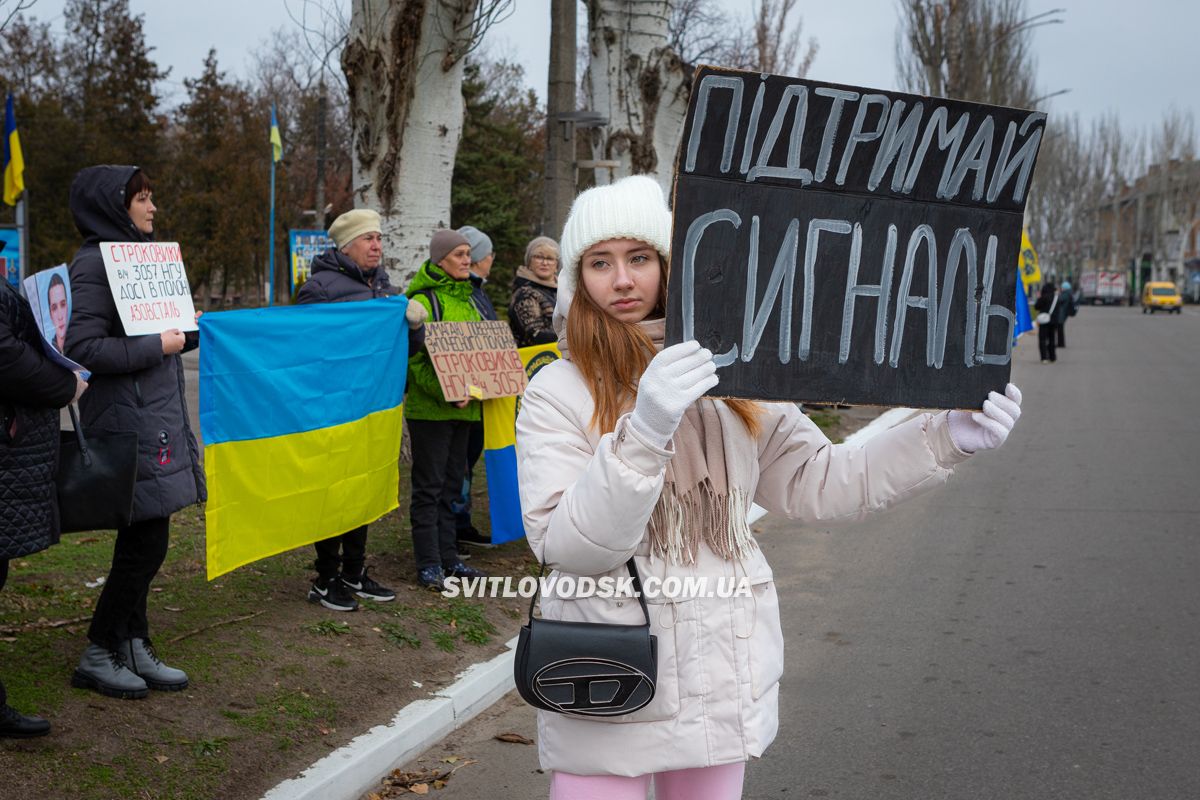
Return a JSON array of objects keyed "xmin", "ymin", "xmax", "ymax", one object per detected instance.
[{"xmin": 665, "ymin": 66, "xmax": 1046, "ymax": 409}]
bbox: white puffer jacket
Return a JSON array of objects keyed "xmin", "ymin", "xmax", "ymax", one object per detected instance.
[{"xmin": 515, "ymin": 358, "xmax": 971, "ymax": 777}]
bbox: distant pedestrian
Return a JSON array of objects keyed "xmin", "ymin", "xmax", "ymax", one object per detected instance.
[
  {"xmin": 1056, "ymin": 280, "xmax": 1076, "ymax": 348},
  {"xmin": 1034, "ymin": 282, "xmax": 1061, "ymax": 363},
  {"xmin": 453, "ymin": 226, "xmax": 499, "ymax": 553},
  {"xmin": 508, "ymin": 236, "xmax": 559, "ymax": 348},
  {"xmin": 295, "ymin": 208, "xmax": 426, "ymax": 611},
  {"xmin": 1, "ymin": 280, "xmax": 86, "ymax": 737},
  {"xmin": 405, "ymin": 230, "xmax": 489, "ymax": 591},
  {"xmin": 65, "ymin": 166, "xmax": 201, "ymax": 699}
]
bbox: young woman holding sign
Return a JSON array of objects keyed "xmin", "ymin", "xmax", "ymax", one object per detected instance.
[
  {"xmin": 65, "ymin": 166, "xmax": 204, "ymax": 699},
  {"xmin": 515, "ymin": 175, "xmax": 1025, "ymax": 799}
]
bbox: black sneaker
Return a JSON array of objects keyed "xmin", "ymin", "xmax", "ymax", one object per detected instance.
[
  {"xmin": 308, "ymin": 576, "xmax": 358, "ymax": 611},
  {"xmin": 456, "ymin": 525, "xmax": 495, "ymax": 549},
  {"xmin": 342, "ymin": 567, "xmax": 396, "ymax": 602},
  {"xmin": 417, "ymin": 566, "xmax": 447, "ymax": 591},
  {"xmin": 445, "ymin": 561, "xmax": 488, "ymax": 580}
]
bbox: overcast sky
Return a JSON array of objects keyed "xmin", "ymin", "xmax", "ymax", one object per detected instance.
[{"xmin": 25, "ymin": 0, "xmax": 1200, "ymax": 137}]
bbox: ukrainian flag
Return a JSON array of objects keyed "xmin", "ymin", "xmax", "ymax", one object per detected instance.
[
  {"xmin": 270, "ymin": 104, "xmax": 282, "ymax": 163},
  {"xmin": 3, "ymin": 93, "xmax": 25, "ymax": 206},
  {"xmin": 482, "ymin": 342, "xmax": 561, "ymax": 544},
  {"xmin": 199, "ymin": 299, "xmax": 409, "ymax": 579}
]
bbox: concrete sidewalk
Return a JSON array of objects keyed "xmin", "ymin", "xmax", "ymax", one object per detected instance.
[{"xmin": 258, "ymin": 406, "xmax": 922, "ymax": 800}]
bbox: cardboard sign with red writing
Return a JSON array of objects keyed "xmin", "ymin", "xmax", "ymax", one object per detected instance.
[
  {"xmin": 424, "ymin": 321, "xmax": 526, "ymax": 402},
  {"xmin": 100, "ymin": 241, "xmax": 198, "ymax": 335}
]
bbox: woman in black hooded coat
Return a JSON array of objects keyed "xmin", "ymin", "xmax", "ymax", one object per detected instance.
[{"xmin": 65, "ymin": 165, "xmax": 205, "ymax": 699}]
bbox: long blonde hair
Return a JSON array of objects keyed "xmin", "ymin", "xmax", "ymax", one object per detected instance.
[{"xmin": 566, "ymin": 255, "xmax": 762, "ymax": 438}]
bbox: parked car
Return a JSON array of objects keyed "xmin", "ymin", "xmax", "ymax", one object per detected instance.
[{"xmin": 1142, "ymin": 281, "xmax": 1182, "ymax": 314}]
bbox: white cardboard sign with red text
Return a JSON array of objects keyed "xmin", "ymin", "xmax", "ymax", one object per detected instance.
[{"xmin": 100, "ymin": 241, "xmax": 198, "ymax": 336}]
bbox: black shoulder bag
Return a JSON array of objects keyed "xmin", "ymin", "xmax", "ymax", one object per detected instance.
[
  {"xmin": 57, "ymin": 404, "xmax": 138, "ymax": 533},
  {"xmin": 514, "ymin": 559, "xmax": 658, "ymax": 717}
]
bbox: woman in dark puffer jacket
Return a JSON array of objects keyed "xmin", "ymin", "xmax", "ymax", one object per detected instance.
[
  {"xmin": 65, "ymin": 165, "xmax": 205, "ymax": 700},
  {"xmin": 1, "ymin": 280, "xmax": 84, "ymax": 736}
]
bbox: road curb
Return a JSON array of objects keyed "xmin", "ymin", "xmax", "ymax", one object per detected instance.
[
  {"xmin": 261, "ymin": 636, "xmax": 519, "ymax": 800},
  {"xmin": 261, "ymin": 406, "xmax": 919, "ymax": 800}
]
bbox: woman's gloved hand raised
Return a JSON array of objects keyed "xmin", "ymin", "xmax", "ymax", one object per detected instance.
[
  {"xmin": 629, "ymin": 341, "xmax": 718, "ymax": 450},
  {"xmin": 947, "ymin": 383, "xmax": 1023, "ymax": 453}
]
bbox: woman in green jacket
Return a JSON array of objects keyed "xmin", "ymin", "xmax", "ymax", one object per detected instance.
[{"xmin": 405, "ymin": 230, "xmax": 490, "ymax": 590}]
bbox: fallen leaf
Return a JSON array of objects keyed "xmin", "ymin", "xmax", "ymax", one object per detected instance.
[
  {"xmin": 151, "ymin": 587, "xmax": 163, "ymax": 593},
  {"xmin": 154, "ymin": 755, "xmax": 169, "ymax": 763},
  {"xmin": 75, "ymin": 537, "xmax": 100, "ymax": 544},
  {"xmin": 494, "ymin": 732, "xmax": 534, "ymax": 745},
  {"xmin": 441, "ymin": 756, "xmax": 460, "ymax": 764},
  {"xmin": 318, "ymin": 726, "xmax": 333, "ymax": 735},
  {"xmin": 164, "ymin": 607, "xmax": 183, "ymax": 612},
  {"xmin": 367, "ymin": 794, "xmax": 384, "ymax": 800},
  {"xmin": 410, "ymin": 784, "xmax": 429, "ymax": 795},
  {"xmin": 433, "ymin": 779, "xmax": 447, "ymax": 789}
]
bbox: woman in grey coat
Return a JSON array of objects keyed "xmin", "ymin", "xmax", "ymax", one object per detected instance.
[{"xmin": 65, "ymin": 166, "xmax": 205, "ymax": 699}]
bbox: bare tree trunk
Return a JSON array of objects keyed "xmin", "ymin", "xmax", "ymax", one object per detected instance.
[
  {"xmin": 544, "ymin": 0, "xmax": 577, "ymax": 240},
  {"xmin": 585, "ymin": 0, "xmax": 691, "ymax": 192},
  {"xmin": 343, "ymin": 0, "xmax": 480, "ymax": 287}
]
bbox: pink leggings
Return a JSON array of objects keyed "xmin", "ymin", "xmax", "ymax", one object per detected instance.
[{"xmin": 549, "ymin": 762, "xmax": 746, "ymax": 800}]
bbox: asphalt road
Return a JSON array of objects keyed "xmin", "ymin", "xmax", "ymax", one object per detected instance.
[{"xmin": 401, "ymin": 304, "xmax": 1200, "ymax": 800}]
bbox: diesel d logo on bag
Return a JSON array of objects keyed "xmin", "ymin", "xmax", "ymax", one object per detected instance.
[
  {"xmin": 532, "ymin": 657, "xmax": 655, "ymax": 716},
  {"xmin": 515, "ymin": 559, "xmax": 659, "ymax": 717}
]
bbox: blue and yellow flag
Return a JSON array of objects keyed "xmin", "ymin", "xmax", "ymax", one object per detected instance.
[
  {"xmin": 3, "ymin": 93, "xmax": 25, "ymax": 206},
  {"xmin": 482, "ymin": 342, "xmax": 561, "ymax": 544},
  {"xmin": 270, "ymin": 104, "xmax": 282, "ymax": 163},
  {"xmin": 199, "ymin": 299, "xmax": 409, "ymax": 579},
  {"xmin": 1013, "ymin": 274, "xmax": 1034, "ymax": 345}
]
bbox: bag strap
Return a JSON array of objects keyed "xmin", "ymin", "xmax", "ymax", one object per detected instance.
[
  {"xmin": 526, "ymin": 558, "xmax": 651, "ymax": 627},
  {"xmin": 1048, "ymin": 292, "xmax": 1058, "ymax": 315},
  {"xmin": 417, "ymin": 289, "xmax": 442, "ymax": 322},
  {"xmin": 67, "ymin": 403, "xmax": 93, "ymax": 468}
]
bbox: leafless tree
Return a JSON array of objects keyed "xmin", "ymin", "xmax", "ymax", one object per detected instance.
[
  {"xmin": 895, "ymin": 0, "xmax": 1061, "ymax": 108},
  {"xmin": 668, "ymin": 0, "xmax": 816, "ymax": 76},
  {"xmin": 722, "ymin": 0, "xmax": 817, "ymax": 77},
  {"xmin": 0, "ymin": 0, "xmax": 36, "ymax": 34},
  {"xmin": 342, "ymin": 0, "xmax": 513, "ymax": 284}
]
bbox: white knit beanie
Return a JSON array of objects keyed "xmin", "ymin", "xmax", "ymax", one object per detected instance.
[
  {"xmin": 328, "ymin": 209, "xmax": 382, "ymax": 249},
  {"xmin": 554, "ymin": 175, "xmax": 672, "ymax": 334}
]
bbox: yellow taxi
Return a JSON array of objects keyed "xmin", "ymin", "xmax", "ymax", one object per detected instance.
[{"xmin": 1142, "ymin": 281, "xmax": 1182, "ymax": 314}]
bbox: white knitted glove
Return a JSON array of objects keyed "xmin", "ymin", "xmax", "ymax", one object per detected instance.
[
  {"xmin": 629, "ymin": 341, "xmax": 719, "ymax": 450},
  {"xmin": 947, "ymin": 383, "xmax": 1023, "ymax": 453},
  {"xmin": 405, "ymin": 299, "xmax": 428, "ymax": 329}
]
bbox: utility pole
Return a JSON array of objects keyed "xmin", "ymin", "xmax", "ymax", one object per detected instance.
[
  {"xmin": 316, "ymin": 80, "xmax": 327, "ymax": 229},
  {"xmin": 544, "ymin": 0, "xmax": 577, "ymax": 241}
]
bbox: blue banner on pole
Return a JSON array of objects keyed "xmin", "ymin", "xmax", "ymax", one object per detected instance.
[
  {"xmin": 289, "ymin": 229, "xmax": 334, "ymax": 294},
  {"xmin": 0, "ymin": 227, "xmax": 19, "ymax": 288}
]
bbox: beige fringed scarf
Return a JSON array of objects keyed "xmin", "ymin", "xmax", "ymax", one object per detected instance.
[{"xmin": 560, "ymin": 318, "xmax": 757, "ymax": 564}]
